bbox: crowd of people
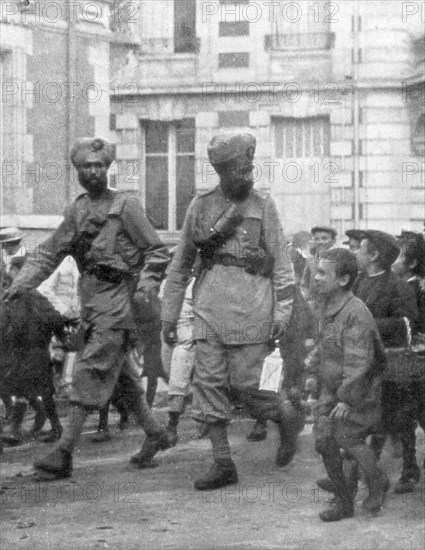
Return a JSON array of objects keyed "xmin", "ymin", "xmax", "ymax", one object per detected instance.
[{"xmin": 0, "ymin": 132, "xmax": 424, "ymax": 524}]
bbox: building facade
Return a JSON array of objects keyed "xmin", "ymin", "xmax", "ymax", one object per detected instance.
[
  {"xmin": 110, "ymin": 0, "xmax": 424, "ymax": 241},
  {"xmin": 0, "ymin": 0, "xmax": 117, "ymax": 249},
  {"xmin": 1, "ymin": 1, "xmax": 423, "ymax": 247}
]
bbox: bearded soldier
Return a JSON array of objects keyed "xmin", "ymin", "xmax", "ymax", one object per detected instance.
[
  {"xmin": 3, "ymin": 137, "xmax": 171, "ymax": 479},
  {"xmin": 161, "ymin": 133, "xmax": 302, "ymax": 491}
]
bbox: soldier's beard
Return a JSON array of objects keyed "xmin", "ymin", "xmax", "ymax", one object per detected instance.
[
  {"xmin": 78, "ymin": 173, "xmax": 108, "ymax": 197},
  {"xmin": 220, "ymin": 176, "xmax": 253, "ymax": 201}
]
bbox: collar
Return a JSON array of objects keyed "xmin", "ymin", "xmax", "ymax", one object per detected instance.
[{"xmin": 323, "ymin": 291, "xmax": 354, "ymax": 318}]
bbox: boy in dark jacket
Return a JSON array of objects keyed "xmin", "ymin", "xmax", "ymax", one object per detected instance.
[
  {"xmin": 310, "ymin": 248, "xmax": 388, "ymax": 521},
  {"xmin": 354, "ymin": 230, "xmax": 419, "ymax": 493}
]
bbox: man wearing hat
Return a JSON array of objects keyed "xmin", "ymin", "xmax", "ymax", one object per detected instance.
[
  {"xmin": 353, "ymin": 230, "xmax": 418, "ymax": 493},
  {"xmin": 0, "ymin": 227, "xmax": 25, "ymax": 257},
  {"xmin": 161, "ymin": 133, "xmax": 300, "ymax": 490},
  {"xmin": 0, "ymin": 227, "xmax": 26, "ymax": 422},
  {"xmin": 0, "ymin": 227, "xmax": 25, "ymax": 282},
  {"xmin": 3, "ymin": 137, "xmax": 172, "ymax": 479},
  {"xmin": 343, "ymin": 229, "xmax": 363, "ymax": 253},
  {"xmin": 300, "ymin": 225, "xmax": 337, "ymax": 303}
]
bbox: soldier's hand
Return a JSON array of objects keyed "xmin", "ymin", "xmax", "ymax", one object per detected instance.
[
  {"xmin": 329, "ymin": 402, "xmax": 351, "ymax": 421},
  {"xmin": 2, "ymin": 285, "xmax": 23, "ymax": 303},
  {"xmin": 143, "ymin": 287, "xmax": 159, "ymax": 303},
  {"xmin": 304, "ymin": 377, "xmax": 318, "ymax": 393},
  {"xmin": 162, "ymin": 321, "xmax": 178, "ymax": 346},
  {"xmin": 270, "ymin": 320, "xmax": 285, "ymax": 342}
]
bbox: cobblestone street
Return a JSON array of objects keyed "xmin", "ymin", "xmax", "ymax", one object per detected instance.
[{"xmin": 1, "ymin": 407, "xmax": 424, "ymax": 550}]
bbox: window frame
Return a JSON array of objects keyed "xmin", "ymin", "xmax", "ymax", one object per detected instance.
[{"xmin": 141, "ymin": 120, "xmax": 195, "ymax": 232}]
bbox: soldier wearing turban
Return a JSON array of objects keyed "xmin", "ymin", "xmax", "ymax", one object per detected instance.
[
  {"xmin": 3, "ymin": 137, "xmax": 172, "ymax": 479},
  {"xmin": 161, "ymin": 133, "xmax": 301, "ymax": 491}
]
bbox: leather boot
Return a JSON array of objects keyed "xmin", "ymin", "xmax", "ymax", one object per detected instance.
[
  {"xmin": 246, "ymin": 420, "xmax": 267, "ymax": 442},
  {"xmin": 275, "ymin": 398, "xmax": 301, "ymax": 467},
  {"xmin": 35, "ymin": 395, "xmax": 62, "ymax": 443},
  {"xmin": 130, "ymin": 430, "xmax": 172, "ymax": 468},
  {"xmin": 165, "ymin": 425, "xmax": 178, "ymax": 447},
  {"xmin": 362, "ymin": 471, "xmax": 390, "ymax": 512},
  {"xmin": 317, "ymin": 458, "xmax": 359, "ymax": 498},
  {"xmin": 131, "ymin": 393, "xmax": 162, "ymax": 436},
  {"xmin": 165, "ymin": 412, "xmax": 180, "ymax": 447},
  {"xmin": 33, "ymin": 448, "xmax": 73, "ymax": 479},
  {"xmin": 195, "ymin": 422, "xmax": 209, "ymax": 439},
  {"xmin": 319, "ymin": 496, "xmax": 354, "ymax": 522},
  {"xmin": 194, "ymin": 458, "xmax": 238, "ymax": 491},
  {"xmin": 30, "ymin": 399, "xmax": 47, "ymax": 436},
  {"xmin": 317, "ymin": 441, "xmax": 354, "ymax": 522},
  {"xmin": 394, "ymin": 423, "xmax": 420, "ymax": 494},
  {"xmin": 38, "ymin": 425, "xmax": 63, "ymax": 443},
  {"xmin": 2, "ymin": 401, "xmax": 27, "ymax": 445},
  {"xmin": 394, "ymin": 464, "xmax": 420, "ymax": 494}
]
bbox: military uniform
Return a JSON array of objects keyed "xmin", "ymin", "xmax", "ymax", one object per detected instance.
[
  {"xmin": 11, "ymin": 189, "xmax": 169, "ymax": 409},
  {"xmin": 3, "ymin": 137, "xmax": 174, "ymax": 478},
  {"xmin": 162, "ymin": 183, "xmax": 295, "ymax": 423}
]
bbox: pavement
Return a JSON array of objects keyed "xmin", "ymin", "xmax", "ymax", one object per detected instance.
[{"xmin": 0, "ymin": 403, "xmax": 424, "ymax": 550}]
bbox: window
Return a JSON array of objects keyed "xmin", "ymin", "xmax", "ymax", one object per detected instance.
[
  {"xmin": 1, "ymin": 50, "xmax": 14, "ymax": 195},
  {"xmin": 143, "ymin": 119, "xmax": 195, "ymax": 231},
  {"xmin": 174, "ymin": 0, "xmax": 197, "ymax": 53},
  {"xmin": 274, "ymin": 117, "xmax": 330, "ymax": 158},
  {"xmin": 219, "ymin": 52, "xmax": 249, "ymax": 68},
  {"xmin": 219, "ymin": 21, "xmax": 249, "ymax": 36}
]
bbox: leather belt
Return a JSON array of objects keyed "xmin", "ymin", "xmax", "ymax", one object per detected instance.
[
  {"xmin": 213, "ymin": 254, "xmax": 247, "ymax": 268},
  {"xmin": 85, "ymin": 263, "xmax": 129, "ymax": 284}
]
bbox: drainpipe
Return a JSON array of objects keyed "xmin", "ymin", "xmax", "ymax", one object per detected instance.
[
  {"xmin": 352, "ymin": 0, "xmax": 360, "ymax": 228},
  {"xmin": 65, "ymin": 1, "xmax": 77, "ymax": 204}
]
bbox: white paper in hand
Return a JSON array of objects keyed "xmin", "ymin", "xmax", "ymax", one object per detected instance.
[{"xmin": 259, "ymin": 348, "xmax": 283, "ymax": 393}]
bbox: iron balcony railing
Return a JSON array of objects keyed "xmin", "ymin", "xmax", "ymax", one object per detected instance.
[{"xmin": 265, "ymin": 32, "xmax": 335, "ymax": 51}]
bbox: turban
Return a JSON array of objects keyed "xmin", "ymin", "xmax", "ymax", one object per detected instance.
[
  {"xmin": 208, "ymin": 133, "xmax": 256, "ymax": 173},
  {"xmin": 70, "ymin": 137, "xmax": 114, "ymax": 169}
]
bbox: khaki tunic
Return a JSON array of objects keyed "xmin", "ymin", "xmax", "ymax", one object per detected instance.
[
  {"xmin": 161, "ymin": 186, "xmax": 298, "ymax": 424},
  {"xmin": 162, "ymin": 186, "xmax": 294, "ymax": 344},
  {"xmin": 10, "ymin": 189, "xmax": 169, "ymax": 408}
]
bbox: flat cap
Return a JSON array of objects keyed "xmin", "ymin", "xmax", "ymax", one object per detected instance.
[
  {"xmin": 208, "ymin": 133, "xmax": 256, "ymax": 169},
  {"xmin": 0, "ymin": 227, "xmax": 25, "ymax": 244},
  {"xmin": 343, "ymin": 229, "xmax": 363, "ymax": 245},
  {"xmin": 311, "ymin": 226, "xmax": 337, "ymax": 239},
  {"xmin": 70, "ymin": 137, "xmax": 115, "ymax": 169},
  {"xmin": 360, "ymin": 230, "xmax": 400, "ymax": 268}
]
